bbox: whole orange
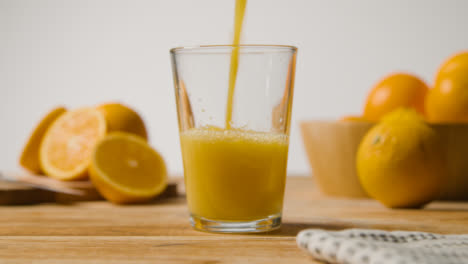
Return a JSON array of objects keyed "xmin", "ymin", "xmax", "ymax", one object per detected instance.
[
  {"xmin": 426, "ymin": 70, "xmax": 468, "ymax": 123},
  {"xmin": 426, "ymin": 52, "xmax": 468, "ymax": 123},
  {"xmin": 434, "ymin": 51, "xmax": 468, "ymax": 83},
  {"xmin": 363, "ymin": 73, "xmax": 429, "ymax": 121},
  {"xmin": 357, "ymin": 108, "xmax": 445, "ymax": 208}
]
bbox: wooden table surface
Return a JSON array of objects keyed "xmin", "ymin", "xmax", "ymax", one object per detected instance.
[{"xmin": 1, "ymin": 177, "xmax": 467, "ymax": 263}]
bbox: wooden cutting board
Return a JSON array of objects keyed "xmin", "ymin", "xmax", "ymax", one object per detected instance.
[{"xmin": 0, "ymin": 179, "xmax": 178, "ymax": 205}]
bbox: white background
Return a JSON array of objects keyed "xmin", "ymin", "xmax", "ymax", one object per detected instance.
[{"xmin": 1, "ymin": 0, "xmax": 468, "ymax": 176}]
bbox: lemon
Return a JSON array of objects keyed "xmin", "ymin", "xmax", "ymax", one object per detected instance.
[
  {"xmin": 89, "ymin": 132, "xmax": 167, "ymax": 204},
  {"xmin": 19, "ymin": 106, "xmax": 67, "ymax": 173},
  {"xmin": 96, "ymin": 103, "xmax": 148, "ymax": 140},
  {"xmin": 356, "ymin": 108, "xmax": 445, "ymax": 208}
]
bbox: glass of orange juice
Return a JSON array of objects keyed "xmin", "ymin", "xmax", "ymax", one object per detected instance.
[{"xmin": 170, "ymin": 45, "xmax": 297, "ymax": 233}]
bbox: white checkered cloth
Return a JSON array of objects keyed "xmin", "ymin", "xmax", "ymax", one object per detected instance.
[{"xmin": 297, "ymin": 229, "xmax": 468, "ymax": 264}]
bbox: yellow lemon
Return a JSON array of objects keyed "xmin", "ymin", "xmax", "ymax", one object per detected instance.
[
  {"xmin": 89, "ymin": 132, "xmax": 167, "ymax": 204},
  {"xmin": 356, "ymin": 108, "xmax": 445, "ymax": 208},
  {"xmin": 96, "ymin": 103, "xmax": 148, "ymax": 140},
  {"xmin": 19, "ymin": 106, "xmax": 67, "ymax": 173},
  {"xmin": 39, "ymin": 107, "xmax": 107, "ymax": 181}
]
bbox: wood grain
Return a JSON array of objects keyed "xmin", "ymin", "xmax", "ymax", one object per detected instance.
[
  {"xmin": 0, "ymin": 177, "xmax": 467, "ymax": 263},
  {"xmin": 0, "ymin": 237, "xmax": 312, "ymax": 264},
  {"xmin": 300, "ymin": 121, "xmax": 370, "ymax": 198}
]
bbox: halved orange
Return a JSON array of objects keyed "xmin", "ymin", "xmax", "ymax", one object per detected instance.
[
  {"xmin": 19, "ymin": 106, "xmax": 67, "ymax": 173},
  {"xmin": 39, "ymin": 107, "xmax": 107, "ymax": 180},
  {"xmin": 89, "ymin": 132, "xmax": 167, "ymax": 204},
  {"xmin": 96, "ymin": 103, "xmax": 148, "ymax": 140}
]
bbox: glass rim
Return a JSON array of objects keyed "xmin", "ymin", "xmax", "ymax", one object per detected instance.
[{"xmin": 170, "ymin": 44, "xmax": 298, "ymax": 54}]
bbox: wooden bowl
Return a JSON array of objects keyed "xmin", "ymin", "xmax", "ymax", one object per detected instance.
[{"xmin": 300, "ymin": 120, "xmax": 468, "ymax": 200}]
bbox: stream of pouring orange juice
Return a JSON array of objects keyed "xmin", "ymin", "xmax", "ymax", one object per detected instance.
[
  {"xmin": 180, "ymin": 0, "xmax": 288, "ymax": 221},
  {"xmin": 225, "ymin": 0, "xmax": 247, "ymax": 129}
]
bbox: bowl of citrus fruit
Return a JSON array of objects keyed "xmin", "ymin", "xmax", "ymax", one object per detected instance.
[
  {"xmin": 301, "ymin": 51, "xmax": 468, "ymax": 208},
  {"xmin": 19, "ymin": 102, "xmax": 168, "ymax": 204}
]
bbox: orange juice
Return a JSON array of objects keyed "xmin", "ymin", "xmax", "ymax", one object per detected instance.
[
  {"xmin": 225, "ymin": 0, "xmax": 247, "ymax": 129},
  {"xmin": 180, "ymin": 127, "xmax": 288, "ymax": 221}
]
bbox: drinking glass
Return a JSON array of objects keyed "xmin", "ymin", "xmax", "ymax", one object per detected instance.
[{"xmin": 170, "ymin": 45, "xmax": 297, "ymax": 233}]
